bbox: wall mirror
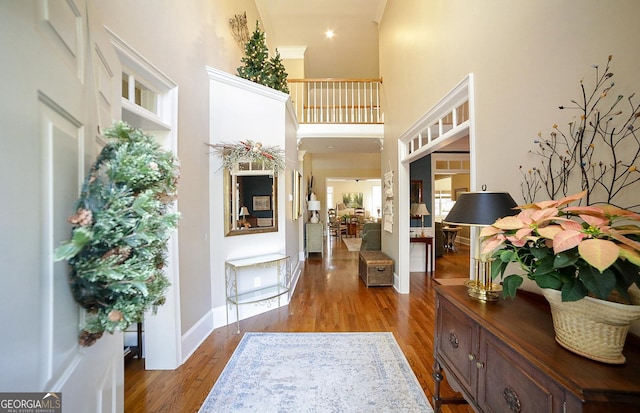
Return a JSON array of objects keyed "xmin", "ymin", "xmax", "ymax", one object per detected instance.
[
  {"xmin": 224, "ymin": 160, "xmax": 278, "ymax": 236},
  {"xmin": 410, "ymin": 180, "xmax": 423, "ymax": 204}
]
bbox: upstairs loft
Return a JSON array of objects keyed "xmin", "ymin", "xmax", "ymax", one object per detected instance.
[
  {"xmin": 288, "ymin": 78, "xmax": 383, "ymax": 124},
  {"xmin": 287, "ymin": 77, "xmax": 469, "ymax": 156},
  {"xmin": 287, "ymin": 78, "xmax": 385, "ymax": 152}
]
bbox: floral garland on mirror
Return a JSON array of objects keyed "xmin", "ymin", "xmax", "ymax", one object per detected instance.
[
  {"xmin": 54, "ymin": 121, "xmax": 181, "ymax": 346},
  {"xmin": 207, "ymin": 139, "xmax": 285, "ymax": 174}
]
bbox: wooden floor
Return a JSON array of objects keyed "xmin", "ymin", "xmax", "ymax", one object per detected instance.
[{"xmin": 124, "ymin": 235, "xmax": 474, "ymax": 413}]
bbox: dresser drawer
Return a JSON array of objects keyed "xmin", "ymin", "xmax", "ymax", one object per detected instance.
[
  {"xmin": 478, "ymin": 329, "xmax": 566, "ymax": 413},
  {"xmin": 436, "ymin": 296, "xmax": 477, "ymax": 397}
]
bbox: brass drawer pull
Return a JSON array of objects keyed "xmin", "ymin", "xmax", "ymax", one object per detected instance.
[
  {"xmin": 503, "ymin": 386, "xmax": 521, "ymax": 412},
  {"xmin": 448, "ymin": 332, "xmax": 459, "ymax": 348}
]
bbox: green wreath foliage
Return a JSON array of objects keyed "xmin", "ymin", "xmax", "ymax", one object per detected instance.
[{"xmin": 54, "ymin": 121, "xmax": 180, "ymax": 346}]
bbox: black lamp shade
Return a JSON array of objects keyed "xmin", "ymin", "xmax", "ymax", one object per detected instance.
[{"xmin": 443, "ymin": 191, "xmax": 517, "ymax": 226}]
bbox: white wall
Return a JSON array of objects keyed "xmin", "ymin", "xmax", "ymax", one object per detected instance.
[
  {"xmin": 208, "ymin": 69, "xmax": 300, "ymax": 329},
  {"xmin": 0, "ymin": 2, "xmax": 284, "ymax": 409},
  {"xmin": 379, "ymin": 0, "xmax": 640, "ymax": 287},
  {"xmin": 92, "ymin": 0, "xmax": 263, "ymax": 339},
  {"xmin": 0, "ymin": 1, "xmax": 126, "ymax": 409}
]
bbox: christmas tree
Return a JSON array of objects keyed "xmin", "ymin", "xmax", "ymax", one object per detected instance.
[
  {"xmin": 266, "ymin": 49, "xmax": 289, "ymax": 93},
  {"xmin": 237, "ymin": 21, "xmax": 269, "ymax": 86},
  {"xmin": 237, "ymin": 22, "xmax": 289, "ymax": 94}
]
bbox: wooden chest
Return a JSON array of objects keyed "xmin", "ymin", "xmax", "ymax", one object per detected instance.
[{"xmin": 359, "ymin": 251, "xmax": 393, "ymax": 287}]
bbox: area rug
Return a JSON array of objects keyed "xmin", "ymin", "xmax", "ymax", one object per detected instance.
[
  {"xmin": 199, "ymin": 332, "xmax": 432, "ymax": 413},
  {"xmin": 342, "ymin": 237, "xmax": 362, "ymax": 251}
]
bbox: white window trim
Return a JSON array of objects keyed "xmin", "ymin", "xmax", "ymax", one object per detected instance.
[
  {"xmin": 106, "ymin": 26, "xmax": 181, "ymax": 370},
  {"xmin": 107, "ymin": 27, "xmax": 177, "ymax": 134},
  {"xmin": 397, "ymin": 74, "xmax": 476, "ymax": 294}
]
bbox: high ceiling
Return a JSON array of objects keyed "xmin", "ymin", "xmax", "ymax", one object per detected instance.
[
  {"xmin": 255, "ymin": 0, "xmax": 385, "ymax": 78},
  {"xmin": 254, "ymin": 1, "xmax": 385, "ymax": 155},
  {"xmin": 298, "ymin": 137, "xmax": 383, "ymax": 154},
  {"xmin": 254, "ymin": 1, "xmax": 470, "ymax": 156}
]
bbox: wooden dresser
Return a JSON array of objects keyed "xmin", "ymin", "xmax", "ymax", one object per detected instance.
[{"xmin": 433, "ymin": 285, "xmax": 640, "ymax": 413}]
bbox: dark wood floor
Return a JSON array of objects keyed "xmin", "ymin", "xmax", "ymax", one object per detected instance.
[{"xmin": 124, "ymin": 235, "xmax": 474, "ymax": 412}]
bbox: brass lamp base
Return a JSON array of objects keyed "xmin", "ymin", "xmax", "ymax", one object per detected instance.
[
  {"xmin": 464, "ymin": 280, "xmax": 502, "ymax": 302},
  {"xmin": 465, "ymin": 257, "xmax": 501, "ymax": 302}
]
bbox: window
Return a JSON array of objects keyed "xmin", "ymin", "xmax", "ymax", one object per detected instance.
[
  {"xmin": 372, "ymin": 185, "xmax": 381, "ymax": 218},
  {"xmin": 122, "ymin": 72, "xmax": 158, "ymax": 114},
  {"xmin": 107, "ymin": 27, "xmax": 180, "ymax": 366},
  {"xmin": 327, "ymin": 186, "xmax": 334, "ymax": 211},
  {"xmin": 434, "ymin": 190, "xmax": 454, "ymax": 220},
  {"xmin": 108, "ymin": 27, "xmax": 177, "ymax": 136}
]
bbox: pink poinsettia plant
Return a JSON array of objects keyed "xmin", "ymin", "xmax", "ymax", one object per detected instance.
[{"xmin": 480, "ymin": 191, "xmax": 640, "ymax": 303}]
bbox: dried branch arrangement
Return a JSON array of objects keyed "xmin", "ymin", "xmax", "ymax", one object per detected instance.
[
  {"xmin": 521, "ymin": 56, "xmax": 640, "ymax": 210},
  {"xmin": 207, "ymin": 139, "xmax": 285, "ymax": 174}
]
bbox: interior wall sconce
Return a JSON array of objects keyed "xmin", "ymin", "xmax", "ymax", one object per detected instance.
[{"xmin": 229, "ymin": 12, "xmax": 250, "ymax": 49}]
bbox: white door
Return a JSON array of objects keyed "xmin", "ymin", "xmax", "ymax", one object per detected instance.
[{"xmin": 0, "ymin": 2, "xmax": 123, "ymax": 412}]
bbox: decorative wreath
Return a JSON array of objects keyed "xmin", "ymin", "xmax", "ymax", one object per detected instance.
[
  {"xmin": 54, "ymin": 121, "xmax": 181, "ymax": 346},
  {"xmin": 207, "ymin": 140, "xmax": 285, "ymax": 174}
]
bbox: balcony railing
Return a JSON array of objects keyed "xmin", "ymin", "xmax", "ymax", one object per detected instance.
[{"xmin": 287, "ymin": 78, "xmax": 383, "ymax": 124}]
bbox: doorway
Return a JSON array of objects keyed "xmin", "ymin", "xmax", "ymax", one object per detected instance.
[
  {"xmin": 398, "ymin": 74, "xmax": 476, "ymax": 292},
  {"xmin": 326, "ymin": 178, "xmax": 381, "ymax": 221}
]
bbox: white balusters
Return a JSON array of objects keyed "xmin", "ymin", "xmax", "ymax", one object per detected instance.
[{"xmin": 287, "ymin": 78, "xmax": 383, "ymax": 124}]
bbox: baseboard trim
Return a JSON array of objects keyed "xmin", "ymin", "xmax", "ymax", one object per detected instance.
[
  {"xmin": 181, "ymin": 309, "xmax": 214, "ymax": 363},
  {"xmin": 182, "ymin": 260, "xmax": 304, "ymax": 363}
]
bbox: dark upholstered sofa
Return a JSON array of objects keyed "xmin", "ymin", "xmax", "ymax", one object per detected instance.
[{"xmin": 360, "ymin": 222, "xmax": 381, "ymax": 251}]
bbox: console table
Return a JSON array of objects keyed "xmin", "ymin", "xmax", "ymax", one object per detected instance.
[
  {"xmin": 433, "ymin": 285, "xmax": 640, "ymax": 412},
  {"xmin": 410, "ymin": 236, "xmax": 434, "ymax": 274},
  {"xmin": 124, "ymin": 322, "xmax": 142, "ymax": 362},
  {"xmin": 225, "ymin": 254, "xmax": 290, "ymax": 333}
]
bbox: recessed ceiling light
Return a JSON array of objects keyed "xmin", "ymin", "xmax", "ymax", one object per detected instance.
[
  {"xmin": 325, "ymin": 30, "xmax": 334, "ymax": 39},
  {"xmin": 327, "ymin": 145, "xmax": 335, "ymax": 149}
]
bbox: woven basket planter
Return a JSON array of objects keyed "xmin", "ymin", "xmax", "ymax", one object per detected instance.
[{"xmin": 542, "ymin": 288, "xmax": 640, "ymax": 364}]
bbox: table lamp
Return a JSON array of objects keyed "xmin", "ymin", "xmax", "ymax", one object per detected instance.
[
  {"xmin": 308, "ymin": 200, "xmax": 321, "ymax": 223},
  {"xmin": 410, "ymin": 203, "xmax": 430, "ymax": 237},
  {"xmin": 239, "ymin": 206, "xmax": 250, "ymax": 227},
  {"xmin": 443, "ymin": 190, "xmax": 517, "ymax": 301}
]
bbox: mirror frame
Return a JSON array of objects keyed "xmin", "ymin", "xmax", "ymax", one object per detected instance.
[
  {"xmin": 410, "ymin": 180, "xmax": 423, "ymax": 204},
  {"xmin": 292, "ymin": 170, "xmax": 302, "ymax": 220},
  {"xmin": 224, "ymin": 161, "xmax": 278, "ymax": 236}
]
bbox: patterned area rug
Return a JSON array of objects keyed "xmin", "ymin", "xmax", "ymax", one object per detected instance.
[
  {"xmin": 342, "ymin": 237, "xmax": 362, "ymax": 251},
  {"xmin": 199, "ymin": 332, "xmax": 433, "ymax": 413}
]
